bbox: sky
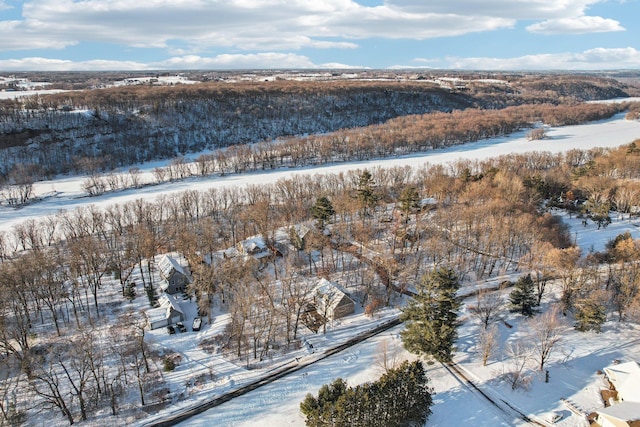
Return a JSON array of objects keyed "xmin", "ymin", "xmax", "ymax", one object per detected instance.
[{"xmin": 0, "ymin": 0, "xmax": 639, "ymax": 72}]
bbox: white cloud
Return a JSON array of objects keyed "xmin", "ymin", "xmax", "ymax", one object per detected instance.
[
  {"xmin": 156, "ymin": 53, "xmax": 317, "ymax": 69},
  {"xmin": 0, "ymin": 0, "xmax": 527, "ymax": 53},
  {"xmin": 434, "ymin": 47, "xmax": 640, "ymax": 70},
  {"xmin": 385, "ymin": 0, "xmax": 599, "ymax": 20},
  {"xmin": 527, "ymin": 16, "xmax": 625, "ymax": 34},
  {"xmin": 8, "ymin": 47, "xmax": 638, "ymax": 72},
  {"xmin": 0, "ymin": 57, "xmax": 150, "ymax": 71},
  {"xmin": 0, "ymin": 20, "xmax": 77, "ymax": 50},
  {"xmin": 317, "ymin": 62, "xmax": 367, "ymax": 69},
  {"xmin": 0, "ymin": 52, "xmax": 371, "ymax": 71}
]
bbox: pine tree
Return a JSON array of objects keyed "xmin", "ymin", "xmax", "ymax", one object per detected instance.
[
  {"xmin": 574, "ymin": 299, "xmax": 607, "ymax": 332},
  {"xmin": 509, "ymin": 274, "xmax": 537, "ymax": 316},
  {"xmin": 399, "ymin": 185, "xmax": 420, "ymax": 220},
  {"xmin": 300, "ymin": 378, "xmax": 348, "ymax": 427},
  {"xmin": 400, "ymin": 267, "xmax": 461, "ymax": 363},
  {"xmin": 301, "ymin": 361, "xmax": 433, "ymax": 427},
  {"xmin": 355, "ymin": 169, "xmax": 379, "ymax": 220},
  {"xmin": 310, "ymin": 196, "xmax": 335, "ymax": 230}
]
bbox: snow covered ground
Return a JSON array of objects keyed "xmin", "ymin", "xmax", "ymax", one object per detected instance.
[
  {"xmin": 2, "ymin": 109, "xmax": 639, "ymax": 427},
  {"xmin": 172, "ymin": 211, "xmax": 640, "ymax": 427}
]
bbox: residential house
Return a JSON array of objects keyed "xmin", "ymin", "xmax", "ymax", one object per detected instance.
[
  {"xmin": 158, "ymin": 254, "xmax": 191, "ymax": 295},
  {"xmin": 595, "ymin": 361, "xmax": 640, "ymax": 427},
  {"xmin": 313, "ymin": 278, "xmax": 355, "ymax": 322},
  {"xmin": 224, "ymin": 235, "xmax": 283, "ymax": 268},
  {"xmin": 147, "ymin": 294, "xmax": 185, "ymax": 330},
  {"xmin": 236, "ymin": 235, "xmax": 270, "ymax": 257}
]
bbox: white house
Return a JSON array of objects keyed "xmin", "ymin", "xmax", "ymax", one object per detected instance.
[
  {"xmin": 147, "ymin": 294, "xmax": 185, "ymax": 330},
  {"xmin": 596, "ymin": 361, "xmax": 640, "ymax": 427}
]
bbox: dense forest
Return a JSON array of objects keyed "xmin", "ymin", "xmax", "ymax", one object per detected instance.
[{"xmin": 0, "ymin": 73, "xmax": 635, "ymax": 178}]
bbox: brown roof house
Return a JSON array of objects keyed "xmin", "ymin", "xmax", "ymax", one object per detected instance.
[
  {"xmin": 158, "ymin": 254, "xmax": 191, "ymax": 295},
  {"xmin": 595, "ymin": 361, "xmax": 640, "ymax": 427},
  {"xmin": 313, "ymin": 278, "xmax": 355, "ymax": 322}
]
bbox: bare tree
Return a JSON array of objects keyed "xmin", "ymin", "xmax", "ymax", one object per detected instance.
[
  {"xmin": 28, "ymin": 344, "xmax": 76, "ymax": 425},
  {"xmin": 469, "ymin": 286, "xmax": 504, "ymax": 329},
  {"xmin": 504, "ymin": 340, "xmax": 533, "ymax": 390},
  {"xmin": 128, "ymin": 167, "xmax": 142, "ymax": 188},
  {"xmin": 375, "ymin": 338, "xmax": 403, "ymax": 373},
  {"xmin": 544, "ymin": 247, "xmax": 582, "ymax": 315},
  {"xmin": 0, "ymin": 357, "xmax": 25, "ymax": 426},
  {"xmin": 280, "ymin": 270, "xmax": 314, "ymax": 345},
  {"xmin": 478, "ymin": 324, "xmax": 499, "ymax": 367},
  {"xmin": 528, "ymin": 306, "xmax": 565, "ymax": 371}
]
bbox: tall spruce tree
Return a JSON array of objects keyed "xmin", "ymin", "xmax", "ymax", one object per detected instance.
[
  {"xmin": 399, "ymin": 185, "xmax": 420, "ymax": 220},
  {"xmin": 400, "ymin": 267, "xmax": 461, "ymax": 363},
  {"xmin": 574, "ymin": 299, "xmax": 607, "ymax": 332},
  {"xmin": 510, "ymin": 274, "xmax": 537, "ymax": 316},
  {"xmin": 355, "ymin": 169, "xmax": 379, "ymax": 220},
  {"xmin": 310, "ymin": 196, "xmax": 335, "ymax": 230}
]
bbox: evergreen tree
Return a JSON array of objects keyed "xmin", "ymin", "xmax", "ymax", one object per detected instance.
[
  {"xmin": 300, "ymin": 378, "xmax": 348, "ymax": 427},
  {"xmin": 355, "ymin": 169, "xmax": 379, "ymax": 220},
  {"xmin": 400, "ymin": 267, "xmax": 461, "ymax": 363},
  {"xmin": 310, "ymin": 196, "xmax": 335, "ymax": 230},
  {"xmin": 399, "ymin": 185, "xmax": 420, "ymax": 221},
  {"xmin": 574, "ymin": 299, "xmax": 607, "ymax": 332},
  {"xmin": 300, "ymin": 361, "xmax": 433, "ymax": 427},
  {"xmin": 509, "ymin": 274, "xmax": 537, "ymax": 316}
]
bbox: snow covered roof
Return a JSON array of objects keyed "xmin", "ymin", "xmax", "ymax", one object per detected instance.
[
  {"xmin": 158, "ymin": 254, "xmax": 188, "ymax": 278},
  {"xmin": 161, "ymin": 294, "xmax": 184, "ymax": 313},
  {"xmin": 313, "ymin": 278, "xmax": 353, "ymax": 312},
  {"xmin": 147, "ymin": 294, "xmax": 184, "ymax": 323},
  {"xmin": 604, "ymin": 361, "xmax": 640, "ymax": 403},
  {"xmin": 147, "ymin": 306, "xmax": 169, "ymax": 325},
  {"xmin": 238, "ymin": 235, "xmax": 268, "ymax": 252},
  {"xmin": 234, "ymin": 235, "xmax": 272, "ymax": 258},
  {"xmin": 597, "ymin": 401, "xmax": 640, "ymax": 422}
]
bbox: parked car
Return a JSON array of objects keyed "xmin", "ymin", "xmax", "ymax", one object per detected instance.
[
  {"xmin": 192, "ymin": 317, "xmax": 202, "ymax": 331},
  {"xmin": 176, "ymin": 322, "xmax": 187, "ymax": 333},
  {"xmin": 166, "ymin": 325, "xmax": 175, "ymax": 334}
]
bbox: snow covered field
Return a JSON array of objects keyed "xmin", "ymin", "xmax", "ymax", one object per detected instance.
[{"xmin": 2, "ymin": 109, "xmax": 640, "ymax": 427}]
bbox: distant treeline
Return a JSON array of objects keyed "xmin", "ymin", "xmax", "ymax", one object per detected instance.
[{"xmin": 0, "ymin": 76, "xmax": 634, "ymax": 179}]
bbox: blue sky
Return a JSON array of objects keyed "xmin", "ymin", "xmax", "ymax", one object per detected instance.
[{"xmin": 0, "ymin": 0, "xmax": 639, "ymax": 71}]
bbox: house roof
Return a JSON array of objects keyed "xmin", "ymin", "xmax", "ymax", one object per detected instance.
[
  {"xmin": 313, "ymin": 278, "xmax": 353, "ymax": 312},
  {"xmin": 604, "ymin": 361, "xmax": 640, "ymax": 403},
  {"xmin": 158, "ymin": 254, "xmax": 188, "ymax": 278},
  {"xmin": 597, "ymin": 402, "xmax": 640, "ymax": 422},
  {"xmin": 147, "ymin": 294, "xmax": 184, "ymax": 324},
  {"xmin": 159, "ymin": 294, "xmax": 184, "ymax": 314},
  {"xmin": 239, "ymin": 235, "xmax": 268, "ymax": 252},
  {"xmin": 147, "ymin": 306, "xmax": 169, "ymax": 325}
]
